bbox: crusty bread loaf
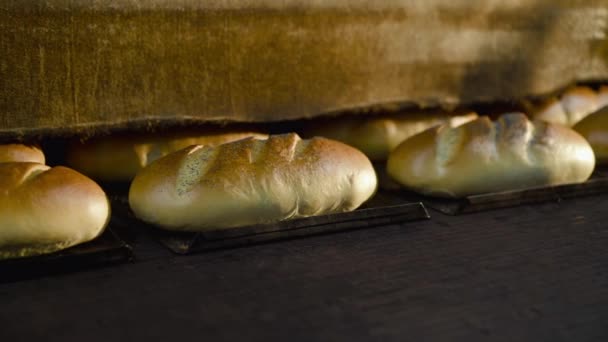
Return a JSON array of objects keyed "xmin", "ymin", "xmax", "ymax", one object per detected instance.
[
  {"xmin": 302, "ymin": 110, "xmax": 478, "ymax": 161},
  {"xmin": 0, "ymin": 144, "xmax": 45, "ymax": 164},
  {"xmin": 66, "ymin": 131, "xmax": 268, "ymax": 181},
  {"xmin": 526, "ymin": 86, "xmax": 599, "ymax": 126},
  {"xmin": 574, "ymin": 106, "xmax": 608, "ymax": 164},
  {"xmin": 129, "ymin": 133, "xmax": 377, "ymax": 231},
  {"xmin": 387, "ymin": 113, "xmax": 595, "ymax": 198},
  {"xmin": 0, "ymin": 163, "xmax": 110, "ymax": 259}
]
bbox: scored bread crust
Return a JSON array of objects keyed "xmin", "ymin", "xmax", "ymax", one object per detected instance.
[
  {"xmin": 574, "ymin": 106, "xmax": 608, "ymax": 164},
  {"xmin": 66, "ymin": 131, "xmax": 268, "ymax": 181},
  {"xmin": 0, "ymin": 163, "xmax": 110, "ymax": 259},
  {"xmin": 387, "ymin": 113, "xmax": 595, "ymax": 198},
  {"xmin": 129, "ymin": 133, "xmax": 378, "ymax": 231},
  {"xmin": 302, "ymin": 110, "xmax": 478, "ymax": 161},
  {"xmin": 0, "ymin": 144, "xmax": 45, "ymax": 164}
]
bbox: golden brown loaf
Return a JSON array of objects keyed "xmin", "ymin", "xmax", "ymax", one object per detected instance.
[
  {"xmin": 573, "ymin": 106, "xmax": 608, "ymax": 164},
  {"xmin": 302, "ymin": 110, "xmax": 478, "ymax": 161},
  {"xmin": 129, "ymin": 133, "xmax": 377, "ymax": 231},
  {"xmin": 526, "ymin": 86, "xmax": 599, "ymax": 126},
  {"xmin": 0, "ymin": 163, "xmax": 110, "ymax": 259},
  {"xmin": 66, "ymin": 131, "xmax": 268, "ymax": 181},
  {"xmin": 0, "ymin": 144, "xmax": 45, "ymax": 164},
  {"xmin": 387, "ymin": 113, "xmax": 595, "ymax": 198}
]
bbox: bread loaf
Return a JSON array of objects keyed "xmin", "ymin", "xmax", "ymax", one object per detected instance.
[
  {"xmin": 0, "ymin": 144, "xmax": 45, "ymax": 164},
  {"xmin": 302, "ymin": 110, "xmax": 478, "ymax": 161},
  {"xmin": 129, "ymin": 133, "xmax": 377, "ymax": 231},
  {"xmin": 526, "ymin": 86, "xmax": 599, "ymax": 126},
  {"xmin": 387, "ymin": 113, "xmax": 595, "ymax": 198},
  {"xmin": 573, "ymin": 106, "xmax": 608, "ymax": 163},
  {"xmin": 0, "ymin": 163, "xmax": 110, "ymax": 259},
  {"xmin": 66, "ymin": 131, "xmax": 268, "ymax": 181}
]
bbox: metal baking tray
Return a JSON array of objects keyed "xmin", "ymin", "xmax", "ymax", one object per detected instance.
[
  {"xmin": 381, "ymin": 167, "xmax": 608, "ymax": 215},
  {"xmin": 153, "ymin": 202, "xmax": 428, "ymax": 254},
  {"xmin": 0, "ymin": 224, "xmax": 133, "ymax": 283},
  {"xmin": 107, "ymin": 187, "xmax": 429, "ymax": 255}
]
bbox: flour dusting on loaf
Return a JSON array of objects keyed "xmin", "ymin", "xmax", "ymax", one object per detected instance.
[
  {"xmin": 129, "ymin": 133, "xmax": 377, "ymax": 231},
  {"xmin": 388, "ymin": 113, "xmax": 595, "ymax": 198}
]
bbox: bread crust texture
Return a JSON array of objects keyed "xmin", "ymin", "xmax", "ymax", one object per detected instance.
[
  {"xmin": 0, "ymin": 163, "xmax": 110, "ymax": 259},
  {"xmin": 129, "ymin": 133, "xmax": 377, "ymax": 231},
  {"xmin": 387, "ymin": 113, "xmax": 595, "ymax": 198}
]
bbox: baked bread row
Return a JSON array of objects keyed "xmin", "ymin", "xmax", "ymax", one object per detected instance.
[
  {"xmin": 130, "ymin": 114, "xmax": 597, "ymax": 229},
  {"xmin": 0, "ymin": 134, "xmax": 378, "ymax": 246},
  {"xmin": 301, "ymin": 86, "xmax": 607, "ymax": 163},
  {"xmin": 63, "ymin": 85, "xmax": 607, "ymax": 178},
  {"xmin": 0, "ymin": 109, "xmax": 600, "ymax": 241}
]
